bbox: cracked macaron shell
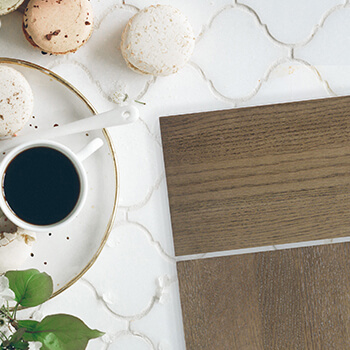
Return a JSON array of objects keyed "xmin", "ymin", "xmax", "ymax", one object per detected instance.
[
  {"xmin": 0, "ymin": 65, "xmax": 34, "ymax": 137},
  {"xmin": 121, "ymin": 5, "xmax": 195, "ymax": 76},
  {"xmin": 23, "ymin": 0, "xmax": 93, "ymax": 55}
]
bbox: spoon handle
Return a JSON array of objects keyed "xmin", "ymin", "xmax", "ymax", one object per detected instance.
[{"xmin": 0, "ymin": 105, "xmax": 138, "ymax": 152}]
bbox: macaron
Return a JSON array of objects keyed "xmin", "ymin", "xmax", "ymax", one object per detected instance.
[
  {"xmin": 23, "ymin": 0, "xmax": 93, "ymax": 55},
  {"xmin": 0, "ymin": 229, "xmax": 36, "ymax": 274},
  {"xmin": 121, "ymin": 5, "xmax": 195, "ymax": 76},
  {"xmin": 0, "ymin": 0, "xmax": 25, "ymax": 16},
  {"xmin": 0, "ymin": 65, "xmax": 34, "ymax": 137},
  {"xmin": 0, "ymin": 208, "xmax": 36, "ymax": 274}
]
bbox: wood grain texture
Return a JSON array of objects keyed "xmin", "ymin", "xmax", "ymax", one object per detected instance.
[
  {"xmin": 177, "ymin": 243, "xmax": 350, "ymax": 350},
  {"xmin": 160, "ymin": 97, "xmax": 350, "ymax": 256}
]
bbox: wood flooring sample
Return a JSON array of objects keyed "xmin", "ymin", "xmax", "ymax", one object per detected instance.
[
  {"xmin": 177, "ymin": 243, "xmax": 350, "ymax": 350},
  {"xmin": 160, "ymin": 97, "xmax": 350, "ymax": 256}
]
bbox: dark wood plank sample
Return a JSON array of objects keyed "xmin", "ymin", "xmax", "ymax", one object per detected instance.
[
  {"xmin": 177, "ymin": 243, "xmax": 350, "ymax": 350},
  {"xmin": 160, "ymin": 97, "xmax": 350, "ymax": 256}
]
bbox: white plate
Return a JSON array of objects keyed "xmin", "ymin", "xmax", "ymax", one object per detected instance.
[{"xmin": 0, "ymin": 58, "xmax": 118, "ymax": 298}]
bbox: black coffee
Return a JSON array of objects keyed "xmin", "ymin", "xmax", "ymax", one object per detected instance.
[{"xmin": 3, "ymin": 147, "xmax": 81, "ymax": 226}]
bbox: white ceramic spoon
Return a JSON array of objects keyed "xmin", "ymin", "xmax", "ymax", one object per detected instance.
[{"xmin": 0, "ymin": 105, "xmax": 139, "ymax": 152}]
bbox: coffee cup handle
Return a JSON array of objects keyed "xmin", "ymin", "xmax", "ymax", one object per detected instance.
[{"xmin": 76, "ymin": 138, "xmax": 104, "ymax": 162}]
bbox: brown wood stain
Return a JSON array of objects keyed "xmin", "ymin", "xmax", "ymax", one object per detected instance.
[
  {"xmin": 160, "ymin": 97, "xmax": 350, "ymax": 256},
  {"xmin": 177, "ymin": 244, "xmax": 350, "ymax": 350},
  {"xmin": 160, "ymin": 96, "xmax": 350, "ymax": 349}
]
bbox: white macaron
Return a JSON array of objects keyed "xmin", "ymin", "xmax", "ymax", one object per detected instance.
[
  {"xmin": 0, "ymin": 65, "xmax": 34, "ymax": 137},
  {"xmin": 0, "ymin": 223, "xmax": 36, "ymax": 274},
  {"xmin": 121, "ymin": 5, "xmax": 195, "ymax": 76},
  {"xmin": 0, "ymin": 0, "xmax": 25, "ymax": 16}
]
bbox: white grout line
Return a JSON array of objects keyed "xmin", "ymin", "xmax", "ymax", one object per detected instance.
[{"xmin": 176, "ymin": 236, "xmax": 350, "ymax": 262}]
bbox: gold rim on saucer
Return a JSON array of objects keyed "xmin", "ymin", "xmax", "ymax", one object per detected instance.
[{"xmin": 0, "ymin": 57, "xmax": 118, "ymax": 300}]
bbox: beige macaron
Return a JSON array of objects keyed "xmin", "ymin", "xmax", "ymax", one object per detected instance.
[
  {"xmin": 0, "ymin": 65, "xmax": 34, "ymax": 137},
  {"xmin": 121, "ymin": 5, "xmax": 195, "ymax": 76},
  {"xmin": 23, "ymin": 0, "xmax": 93, "ymax": 55}
]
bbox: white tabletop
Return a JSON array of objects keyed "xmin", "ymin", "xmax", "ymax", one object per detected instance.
[{"xmin": 1, "ymin": 0, "xmax": 349, "ymax": 348}]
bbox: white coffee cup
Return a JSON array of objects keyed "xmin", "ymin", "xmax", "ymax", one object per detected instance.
[{"xmin": 0, "ymin": 138, "xmax": 103, "ymax": 232}]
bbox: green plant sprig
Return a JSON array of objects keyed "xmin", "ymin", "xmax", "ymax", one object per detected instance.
[{"xmin": 0, "ymin": 269, "xmax": 104, "ymax": 350}]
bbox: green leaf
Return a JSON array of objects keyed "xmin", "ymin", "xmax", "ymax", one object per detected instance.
[
  {"xmin": 21, "ymin": 314, "xmax": 104, "ymax": 350},
  {"xmin": 19, "ymin": 320, "xmax": 39, "ymax": 342},
  {"xmin": 10, "ymin": 341, "xmax": 29, "ymax": 349},
  {"xmin": 18, "ymin": 320, "xmax": 39, "ymax": 336},
  {"xmin": 10, "ymin": 328, "xmax": 27, "ymax": 342},
  {"xmin": 5, "ymin": 269, "xmax": 53, "ymax": 307},
  {"xmin": 2, "ymin": 328, "xmax": 29, "ymax": 349}
]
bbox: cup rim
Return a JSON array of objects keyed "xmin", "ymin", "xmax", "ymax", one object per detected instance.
[{"xmin": 0, "ymin": 140, "xmax": 88, "ymax": 232}]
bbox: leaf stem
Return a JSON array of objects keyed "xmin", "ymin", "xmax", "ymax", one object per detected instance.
[
  {"xmin": 134, "ymin": 99, "xmax": 146, "ymax": 105},
  {"xmin": 0, "ymin": 329, "xmax": 9, "ymax": 341},
  {"xmin": 0, "ymin": 308, "xmax": 11, "ymax": 320},
  {"xmin": 12, "ymin": 302, "xmax": 19, "ymax": 320},
  {"xmin": 0, "ymin": 306, "xmax": 18, "ymax": 332}
]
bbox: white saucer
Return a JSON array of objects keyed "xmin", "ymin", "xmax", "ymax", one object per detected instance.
[{"xmin": 0, "ymin": 57, "xmax": 118, "ymax": 298}]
